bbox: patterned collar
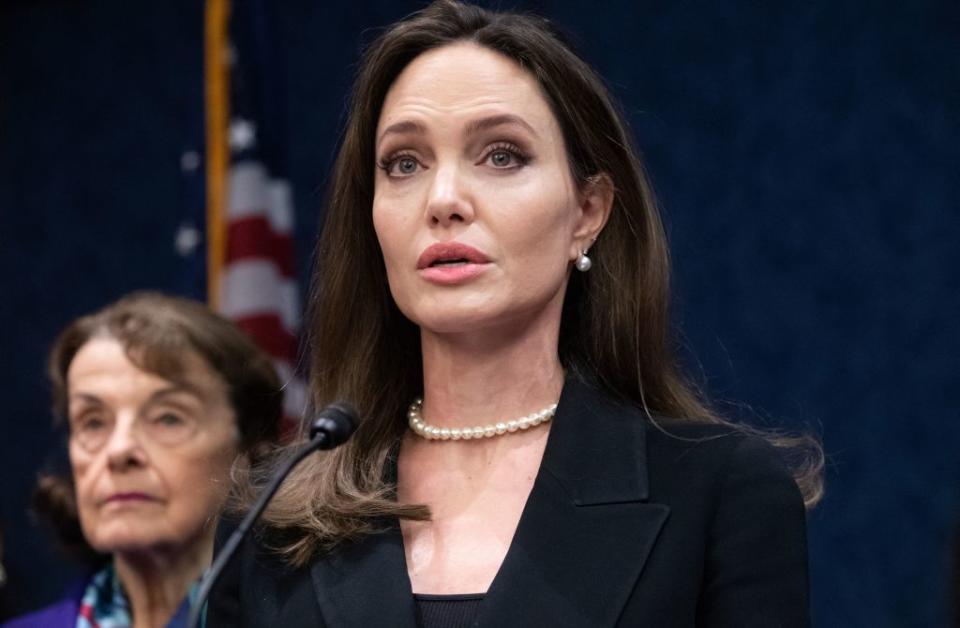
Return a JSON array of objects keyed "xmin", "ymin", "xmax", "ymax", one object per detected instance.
[{"xmin": 76, "ymin": 564, "xmax": 196, "ymax": 628}]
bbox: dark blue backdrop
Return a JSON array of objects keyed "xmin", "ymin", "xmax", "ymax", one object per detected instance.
[{"xmin": 1, "ymin": 1, "xmax": 957, "ymax": 625}]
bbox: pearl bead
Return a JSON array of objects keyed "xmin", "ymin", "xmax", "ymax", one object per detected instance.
[{"xmin": 575, "ymin": 252, "xmax": 592, "ymax": 272}]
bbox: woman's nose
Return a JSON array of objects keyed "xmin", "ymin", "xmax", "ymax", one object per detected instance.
[
  {"xmin": 425, "ymin": 164, "xmax": 475, "ymax": 227},
  {"xmin": 105, "ymin": 417, "xmax": 147, "ymax": 470}
]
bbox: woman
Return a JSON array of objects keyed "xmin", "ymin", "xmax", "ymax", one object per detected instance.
[
  {"xmin": 209, "ymin": 2, "xmax": 823, "ymax": 626},
  {"xmin": 4, "ymin": 292, "xmax": 281, "ymax": 628}
]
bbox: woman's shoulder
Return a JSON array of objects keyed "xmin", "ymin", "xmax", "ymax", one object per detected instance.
[
  {"xmin": 645, "ymin": 417, "xmax": 786, "ymax": 468},
  {"xmin": 1, "ymin": 595, "xmax": 79, "ymax": 628},
  {"xmin": 568, "ymin": 376, "xmax": 800, "ymax": 501},
  {"xmin": 643, "ymin": 418, "xmax": 803, "ymax": 511}
]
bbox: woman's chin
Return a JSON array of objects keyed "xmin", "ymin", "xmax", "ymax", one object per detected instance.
[
  {"xmin": 417, "ymin": 314, "xmax": 488, "ymax": 335},
  {"xmin": 414, "ymin": 303, "xmax": 555, "ymax": 340},
  {"xmin": 417, "ymin": 313, "xmax": 528, "ymax": 339},
  {"xmin": 88, "ymin": 524, "xmax": 182, "ymax": 556}
]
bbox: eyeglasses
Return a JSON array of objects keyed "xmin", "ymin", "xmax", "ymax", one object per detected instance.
[{"xmin": 69, "ymin": 410, "xmax": 199, "ymax": 452}]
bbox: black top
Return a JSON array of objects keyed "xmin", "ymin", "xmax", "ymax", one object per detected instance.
[
  {"xmin": 414, "ymin": 593, "xmax": 484, "ymax": 628},
  {"xmin": 207, "ymin": 375, "xmax": 810, "ymax": 627}
]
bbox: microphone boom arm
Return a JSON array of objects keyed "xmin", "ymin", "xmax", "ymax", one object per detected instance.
[{"xmin": 187, "ymin": 403, "xmax": 357, "ymax": 628}]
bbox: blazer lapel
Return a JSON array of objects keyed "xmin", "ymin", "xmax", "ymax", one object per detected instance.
[
  {"xmin": 479, "ymin": 376, "xmax": 670, "ymax": 627},
  {"xmin": 308, "ymin": 377, "xmax": 668, "ymax": 628},
  {"xmin": 309, "ymin": 523, "xmax": 418, "ymax": 628}
]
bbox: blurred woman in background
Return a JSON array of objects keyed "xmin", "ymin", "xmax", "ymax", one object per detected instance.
[{"xmin": 4, "ymin": 292, "xmax": 281, "ymax": 628}]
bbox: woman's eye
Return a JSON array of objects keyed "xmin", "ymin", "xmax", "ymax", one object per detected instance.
[
  {"xmin": 483, "ymin": 145, "xmax": 527, "ymax": 169},
  {"xmin": 379, "ymin": 154, "xmax": 421, "ymax": 177},
  {"xmin": 396, "ymin": 157, "xmax": 418, "ymax": 174},
  {"xmin": 78, "ymin": 416, "xmax": 107, "ymax": 432},
  {"xmin": 489, "ymin": 150, "xmax": 514, "ymax": 167},
  {"xmin": 70, "ymin": 414, "xmax": 112, "ymax": 450},
  {"xmin": 153, "ymin": 412, "xmax": 185, "ymax": 427},
  {"xmin": 145, "ymin": 410, "xmax": 197, "ymax": 445}
]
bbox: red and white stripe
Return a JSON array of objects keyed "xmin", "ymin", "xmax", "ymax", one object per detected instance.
[{"xmin": 219, "ymin": 161, "xmax": 307, "ymax": 429}]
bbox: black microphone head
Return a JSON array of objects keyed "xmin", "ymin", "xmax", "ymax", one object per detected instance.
[{"xmin": 308, "ymin": 402, "xmax": 358, "ymax": 449}]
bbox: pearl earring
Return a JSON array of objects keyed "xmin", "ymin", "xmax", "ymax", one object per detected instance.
[{"xmin": 575, "ymin": 250, "xmax": 592, "ymax": 272}]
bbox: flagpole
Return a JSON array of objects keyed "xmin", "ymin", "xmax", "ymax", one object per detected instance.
[{"xmin": 204, "ymin": 0, "xmax": 230, "ymax": 309}]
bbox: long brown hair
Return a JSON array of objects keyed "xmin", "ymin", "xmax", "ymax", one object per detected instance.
[
  {"xmin": 35, "ymin": 291, "xmax": 282, "ymax": 565},
  {"xmin": 257, "ymin": 0, "xmax": 823, "ymax": 565}
]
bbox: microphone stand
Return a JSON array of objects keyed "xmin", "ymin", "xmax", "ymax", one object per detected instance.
[{"xmin": 187, "ymin": 403, "xmax": 357, "ymax": 628}]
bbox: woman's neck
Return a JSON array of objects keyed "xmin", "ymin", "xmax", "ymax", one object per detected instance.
[
  {"xmin": 113, "ymin": 529, "xmax": 213, "ymax": 628},
  {"xmin": 419, "ymin": 316, "xmax": 565, "ymax": 429}
]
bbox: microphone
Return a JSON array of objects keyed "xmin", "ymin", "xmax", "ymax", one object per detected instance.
[
  {"xmin": 187, "ymin": 402, "xmax": 358, "ymax": 628},
  {"xmin": 308, "ymin": 402, "xmax": 357, "ymax": 445}
]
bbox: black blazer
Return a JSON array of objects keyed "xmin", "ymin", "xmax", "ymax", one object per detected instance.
[{"xmin": 208, "ymin": 376, "xmax": 809, "ymax": 627}]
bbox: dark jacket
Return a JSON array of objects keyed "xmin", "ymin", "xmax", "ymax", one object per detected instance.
[{"xmin": 208, "ymin": 376, "xmax": 809, "ymax": 627}]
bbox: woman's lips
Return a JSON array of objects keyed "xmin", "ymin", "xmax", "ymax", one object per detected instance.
[
  {"xmin": 417, "ymin": 242, "xmax": 492, "ymax": 285},
  {"xmin": 102, "ymin": 492, "xmax": 158, "ymax": 505},
  {"xmin": 419, "ymin": 263, "xmax": 490, "ymax": 284},
  {"xmin": 417, "ymin": 241, "xmax": 491, "ymax": 268}
]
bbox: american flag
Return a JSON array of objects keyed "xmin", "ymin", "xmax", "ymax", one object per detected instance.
[{"xmin": 204, "ymin": 0, "xmax": 306, "ymax": 432}]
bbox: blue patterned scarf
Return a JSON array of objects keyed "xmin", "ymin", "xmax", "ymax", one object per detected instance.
[{"xmin": 75, "ymin": 564, "xmax": 195, "ymax": 628}]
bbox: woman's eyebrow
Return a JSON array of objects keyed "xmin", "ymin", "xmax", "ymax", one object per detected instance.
[
  {"xmin": 464, "ymin": 114, "xmax": 538, "ymax": 138},
  {"xmin": 377, "ymin": 114, "xmax": 538, "ymax": 148},
  {"xmin": 148, "ymin": 385, "xmax": 204, "ymax": 404},
  {"xmin": 377, "ymin": 119, "xmax": 427, "ymax": 147},
  {"xmin": 68, "ymin": 392, "xmax": 102, "ymax": 406}
]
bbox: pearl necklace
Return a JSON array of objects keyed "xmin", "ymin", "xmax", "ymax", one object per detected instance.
[{"xmin": 407, "ymin": 397, "xmax": 558, "ymax": 440}]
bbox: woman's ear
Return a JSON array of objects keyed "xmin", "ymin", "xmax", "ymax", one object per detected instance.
[{"xmin": 571, "ymin": 173, "xmax": 614, "ymax": 258}]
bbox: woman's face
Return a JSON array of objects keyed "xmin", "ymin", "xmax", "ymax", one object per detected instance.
[
  {"xmin": 67, "ymin": 337, "xmax": 239, "ymax": 556},
  {"xmin": 372, "ymin": 42, "xmax": 608, "ymax": 336}
]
